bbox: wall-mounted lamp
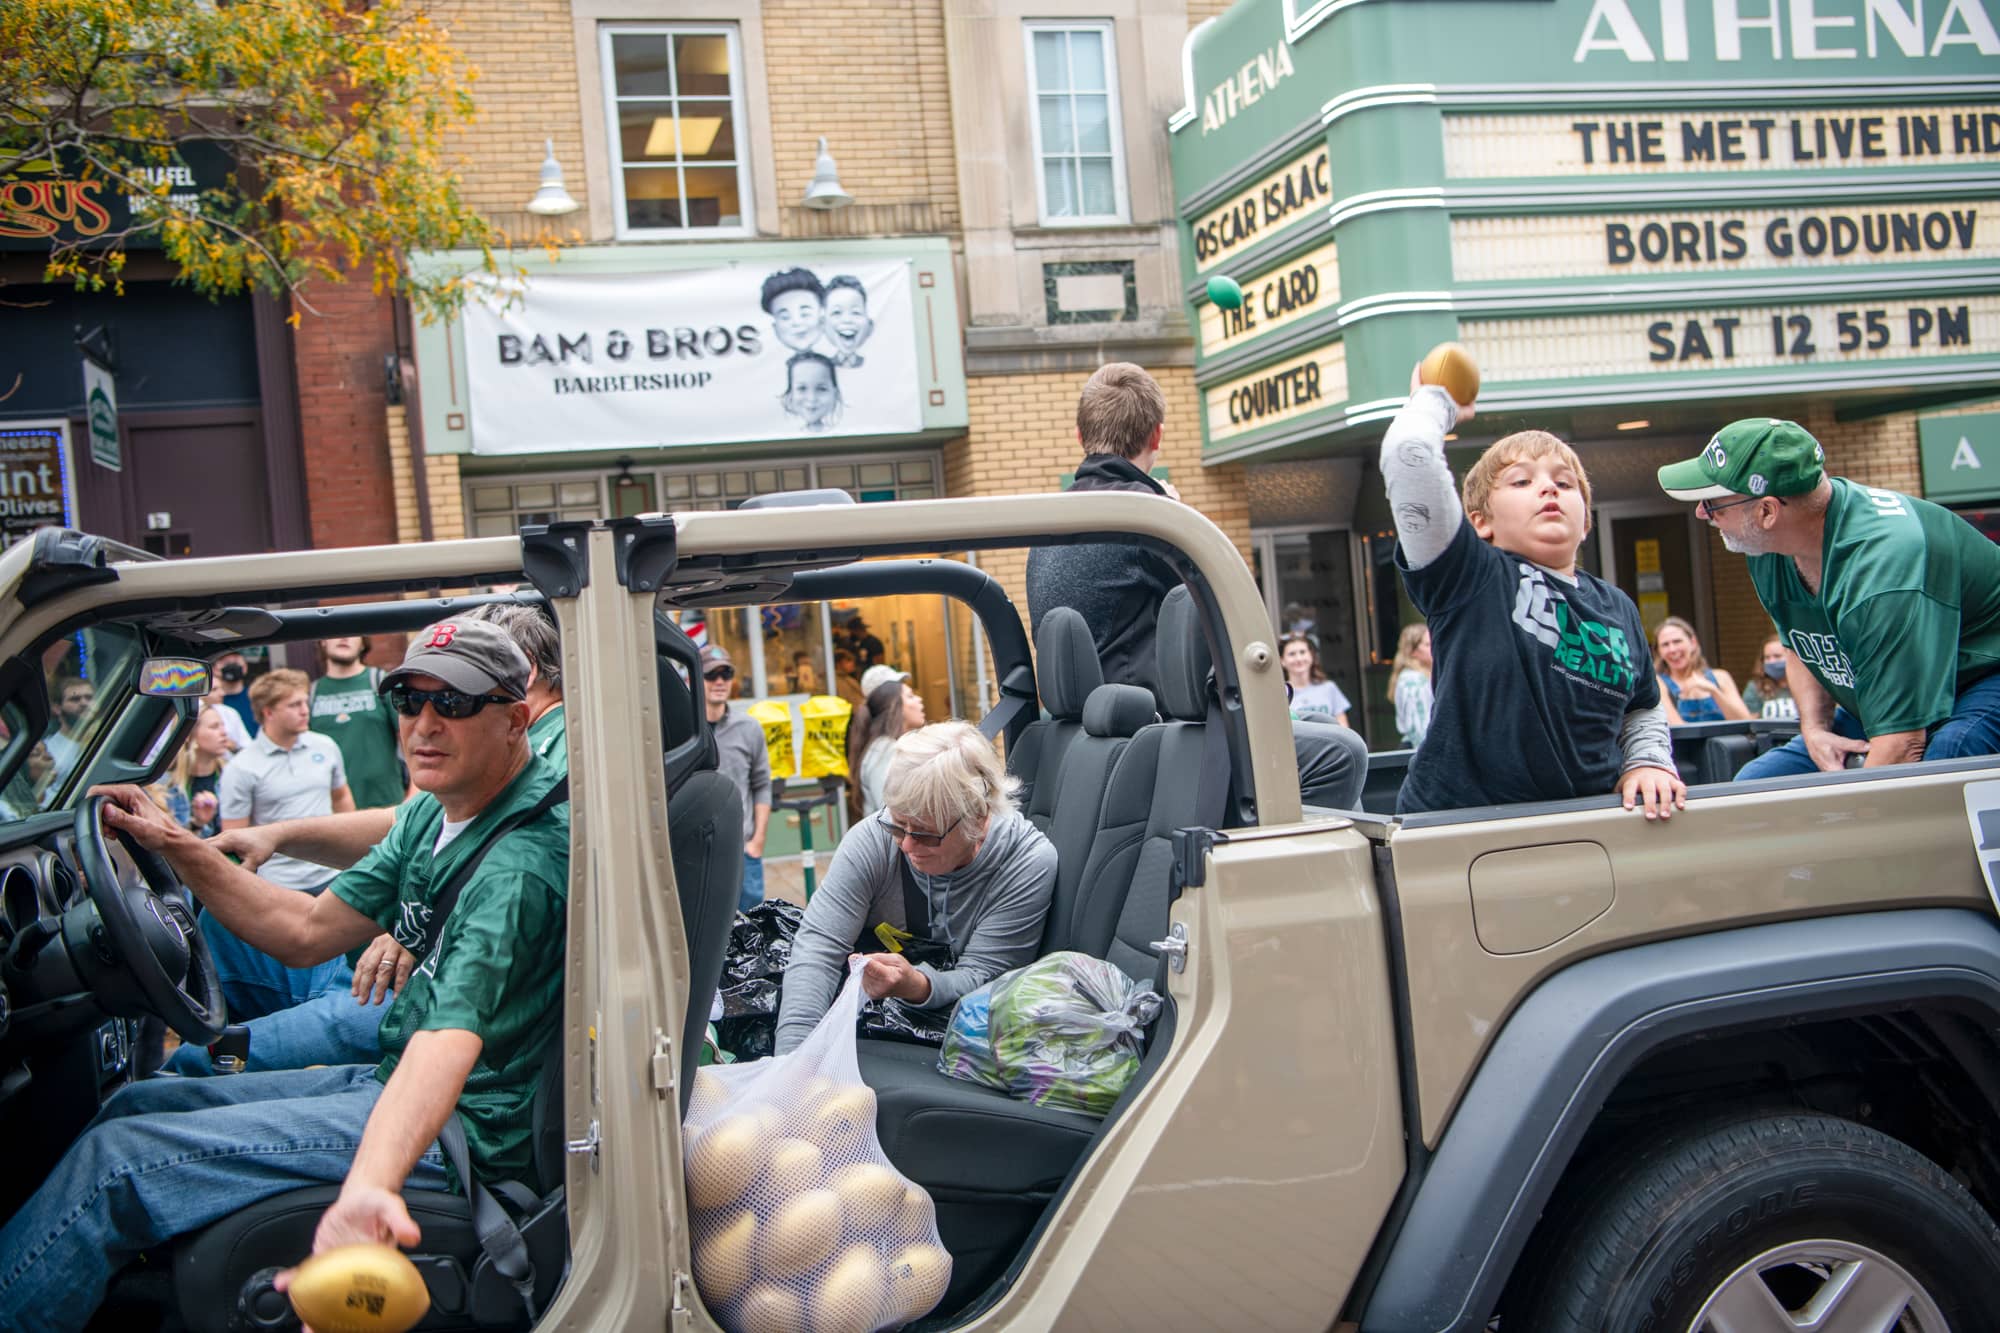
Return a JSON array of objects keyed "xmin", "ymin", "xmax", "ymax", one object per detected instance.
[
  {"xmin": 802, "ymin": 137, "xmax": 853, "ymax": 210},
  {"xmin": 525, "ymin": 139, "xmax": 580, "ymax": 216}
]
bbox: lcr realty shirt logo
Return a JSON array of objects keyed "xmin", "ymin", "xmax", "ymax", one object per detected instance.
[{"xmin": 1512, "ymin": 565, "xmax": 1638, "ymax": 691}]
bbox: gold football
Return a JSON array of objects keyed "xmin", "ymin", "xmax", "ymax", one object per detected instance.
[
  {"xmin": 286, "ymin": 1243, "xmax": 431, "ymax": 1333},
  {"xmin": 1419, "ymin": 341, "xmax": 1481, "ymax": 406}
]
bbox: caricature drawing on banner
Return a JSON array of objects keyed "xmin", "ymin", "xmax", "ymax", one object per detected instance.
[{"xmin": 461, "ymin": 259, "xmax": 918, "ymax": 455}]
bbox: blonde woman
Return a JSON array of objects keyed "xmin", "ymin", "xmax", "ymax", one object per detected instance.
[
  {"xmin": 1388, "ymin": 623, "xmax": 1434, "ymax": 748},
  {"xmin": 775, "ymin": 721, "xmax": 1057, "ymax": 1055},
  {"xmin": 1654, "ymin": 616, "xmax": 1752, "ymax": 724},
  {"xmin": 174, "ymin": 705, "xmax": 233, "ymax": 835}
]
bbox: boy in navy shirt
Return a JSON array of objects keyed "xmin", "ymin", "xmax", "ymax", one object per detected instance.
[{"xmin": 1381, "ymin": 375, "xmax": 1685, "ymax": 817}]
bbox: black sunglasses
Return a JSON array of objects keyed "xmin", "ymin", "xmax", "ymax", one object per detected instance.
[
  {"xmin": 882, "ymin": 812, "xmax": 965, "ymax": 848},
  {"xmin": 384, "ymin": 685, "xmax": 515, "ymax": 720},
  {"xmin": 704, "ymin": 665, "xmax": 735, "ymax": 682}
]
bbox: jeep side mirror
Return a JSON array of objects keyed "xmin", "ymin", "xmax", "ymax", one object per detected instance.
[{"xmin": 137, "ymin": 658, "xmax": 211, "ymax": 697}]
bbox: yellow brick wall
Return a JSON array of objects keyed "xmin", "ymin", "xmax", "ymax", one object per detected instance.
[
  {"xmin": 435, "ymin": 1, "xmax": 589, "ymax": 230},
  {"xmin": 427, "ymin": 453, "xmax": 469, "ymax": 542},
  {"xmin": 763, "ymin": 0, "xmax": 960, "ymax": 235},
  {"xmin": 386, "ymin": 406, "xmax": 423, "ymax": 544},
  {"xmin": 948, "ymin": 366, "xmax": 1252, "ymax": 620},
  {"xmin": 1187, "ymin": 0, "xmax": 1237, "ymax": 25}
]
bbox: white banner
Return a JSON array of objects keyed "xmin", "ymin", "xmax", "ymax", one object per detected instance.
[{"xmin": 462, "ymin": 260, "xmax": 921, "ymax": 455}]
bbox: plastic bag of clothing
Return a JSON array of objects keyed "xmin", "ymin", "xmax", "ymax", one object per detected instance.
[
  {"xmin": 937, "ymin": 951, "xmax": 1162, "ymax": 1117},
  {"xmin": 685, "ymin": 958, "xmax": 952, "ymax": 1333}
]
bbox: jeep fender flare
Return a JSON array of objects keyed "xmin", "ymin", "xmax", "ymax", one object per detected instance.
[{"xmin": 1359, "ymin": 907, "xmax": 2000, "ymax": 1333}]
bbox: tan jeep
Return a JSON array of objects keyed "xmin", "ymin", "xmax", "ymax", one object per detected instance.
[{"xmin": 1, "ymin": 490, "xmax": 1998, "ymax": 1332}]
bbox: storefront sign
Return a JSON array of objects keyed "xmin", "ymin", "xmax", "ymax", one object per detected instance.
[
  {"xmin": 0, "ymin": 143, "xmax": 234, "ymax": 250},
  {"xmin": 80, "ymin": 359, "xmax": 120, "ymax": 471},
  {"xmin": 461, "ymin": 260, "xmax": 921, "ymax": 455},
  {"xmin": 0, "ymin": 424, "xmax": 75, "ymax": 546},
  {"xmin": 1190, "ymin": 145, "xmax": 1330, "ymax": 272},
  {"xmin": 1452, "ymin": 201, "xmax": 2000, "ymax": 280},
  {"xmin": 1472, "ymin": 294, "xmax": 1997, "ymax": 380},
  {"xmin": 1198, "ymin": 42, "xmax": 1297, "ymax": 136},
  {"xmin": 1571, "ymin": 0, "xmax": 2000, "ymax": 65},
  {"xmin": 1205, "ymin": 341, "xmax": 1349, "ymax": 442},
  {"xmin": 1198, "ymin": 239, "xmax": 1340, "ymax": 355},
  {"xmin": 1444, "ymin": 106, "xmax": 2000, "ymax": 178},
  {"xmin": 1920, "ymin": 411, "xmax": 2000, "ymax": 502}
]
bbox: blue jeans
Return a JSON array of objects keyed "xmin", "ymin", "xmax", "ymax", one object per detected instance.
[
  {"xmin": 163, "ymin": 984, "xmax": 390, "ymax": 1076},
  {"xmin": 200, "ymin": 902, "xmax": 353, "ymax": 1022},
  {"xmin": 740, "ymin": 853, "xmax": 764, "ymax": 912},
  {"xmin": 1738, "ymin": 672, "xmax": 2000, "ymax": 780},
  {"xmin": 0, "ymin": 1065, "xmax": 448, "ymax": 1332}
]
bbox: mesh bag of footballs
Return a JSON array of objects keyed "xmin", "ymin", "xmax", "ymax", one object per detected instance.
[{"xmin": 685, "ymin": 958, "xmax": 952, "ymax": 1333}]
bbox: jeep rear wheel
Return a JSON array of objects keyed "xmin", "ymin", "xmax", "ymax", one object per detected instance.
[{"xmin": 1505, "ymin": 1113, "xmax": 2000, "ymax": 1333}]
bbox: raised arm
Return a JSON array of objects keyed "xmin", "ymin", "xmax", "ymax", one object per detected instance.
[
  {"xmin": 212, "ymin": 807, "xmax": 399, "ymax": 873},
  {"xmin": 1380, "ymin": 385, "xmax": 1469, "ymax": 571}
]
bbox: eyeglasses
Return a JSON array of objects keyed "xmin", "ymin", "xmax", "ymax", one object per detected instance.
[
  {"xmin": 882, "ymin": 812, "xmax": 965, "ymax": 848},
  {"xmin": 384, "ymin": 685, "xmax": 515, "ymax": 720},
  {"xmin": 1698, "ymin": 494, "xmax": 1784, "ymax": 518},
  {"xmin": 703, "ymin": 665, "xmax": 735, "ymax": 682}
]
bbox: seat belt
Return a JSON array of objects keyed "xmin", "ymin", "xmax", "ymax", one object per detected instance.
[
  {"xmin": 413, "ymin": 773, "xmax": 569, "ymax": 1323},
  {"xmin": 898, "ymin": 855, "xmax": 931, "ymax": 940},
  {"xmin": 1193, "ymin": 703, "xmax": 1232, "ymax": 832},
  {"xmin": 409, "ymin": 776, "xmax": 568, "ymax": 961},
  {"xmin": 437, "ymin": 1112, "xmax": 540, "ymax": 1322}
]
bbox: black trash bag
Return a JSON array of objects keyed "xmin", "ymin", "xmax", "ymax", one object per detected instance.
[
  {"xmin": 856, "ymin": 935, "xmax": 955, "ymax": 1048},
  {"xmin": 712, "ymin": 899, "xmax": 955, "ymax": 1057},
  {"xmin": 713, "ymin": 901, "xmax": 805, "ymax": 1061}
]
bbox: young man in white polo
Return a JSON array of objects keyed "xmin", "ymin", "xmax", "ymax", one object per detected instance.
[{"xmin": 213, "ymin": 667, "xmax": 357, "ymax": 1021}]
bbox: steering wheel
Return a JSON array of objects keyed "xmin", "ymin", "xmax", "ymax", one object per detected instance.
[{"xmin": 72, "ymin": 794, "xmax": 227, "ymax": 1044}]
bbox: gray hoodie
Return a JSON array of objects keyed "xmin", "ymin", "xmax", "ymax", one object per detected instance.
[{"xmin": 774, "ymin": 809, "xmax": 1058, "ymax": 1054}]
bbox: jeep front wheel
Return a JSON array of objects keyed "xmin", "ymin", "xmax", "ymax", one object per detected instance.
[{"xmin": 1506, "ymin": 1113, "xmax": 2000, "ymax": 1333}]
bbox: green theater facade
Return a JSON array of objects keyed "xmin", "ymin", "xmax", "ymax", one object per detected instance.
[{"xmin": 1171, "ymin": 0, "xmax": 2000, "ymax": 740}]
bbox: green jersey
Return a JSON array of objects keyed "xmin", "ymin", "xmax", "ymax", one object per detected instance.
[
  {"xmin": 329, "ymin": 752, "xmax": 569, "ymax": 1186},
  {"xmin": 529, "ymin": 703, "xmax": 566, "ymax": 772},
  {"xmin": 1748, "ymin": 478, "xmax": 2000, "ymax": 735},
  {"xmin": 310, "ymin": 669, "xmax": 404, "ymax": 809}
]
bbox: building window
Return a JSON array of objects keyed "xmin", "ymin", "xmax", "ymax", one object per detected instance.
[
  {"xmin": 601, "ymin": 25, "xmax": 752, "ymax": 237},
  {"xmin": 1024, "ymin": 22, "xmax": 1127, "ymax": 225},
  {"xmin": 461, "ymin": 455, "xmax": 941, "ymax": 536},
  {"xmin": 466, "ymin": 477, "xmax": 604, "ymax": 538}
]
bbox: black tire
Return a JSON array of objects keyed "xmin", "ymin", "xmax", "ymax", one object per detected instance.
[{"xmin": 1505, "ymin": 1112, "xmax": 2000, "ymax": 1333}]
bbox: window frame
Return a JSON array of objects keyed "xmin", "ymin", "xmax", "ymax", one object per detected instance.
[
  {"xmin": 1022, "ymin": 19, "xmax": 1131, "ymax": 227},
  {"xmin": 599, "ymin": 22, "xmax": 756, "ymax": 241}
]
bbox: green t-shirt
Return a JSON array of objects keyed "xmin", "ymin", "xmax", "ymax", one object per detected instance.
[
  {"xmin": 329, "ymin": 753, "xmax": 569, "ymax": 1186},
  {"xmin": 1748, "ymin": 478, "xmax": 2000, "ymax": 735},
  {"xmin": 311, "ymin": 670, "xmax": 404, "ymax": 809}
]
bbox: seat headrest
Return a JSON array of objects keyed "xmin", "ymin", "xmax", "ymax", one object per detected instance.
[
  {"xmin": 1036, "ymin": 607, "xmax": 1103, "ymax": 721},
  {"xmin": 1082, "ymin": 683, "xmax": 1157, "ymax": 739},
  {"xmin": 1155, "ymin": 586, "xmax": 1212, "ymax": 722}
]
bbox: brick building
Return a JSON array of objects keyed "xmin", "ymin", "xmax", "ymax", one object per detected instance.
[{"xmin": 340, "ymin": 0, "xmax": 1260, "ymax": 743}]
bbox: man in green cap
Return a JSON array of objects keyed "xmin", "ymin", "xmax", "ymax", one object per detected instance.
[{"xmin": 1660, "ymin": 418, "xmax": 2000, "ymax": 778}]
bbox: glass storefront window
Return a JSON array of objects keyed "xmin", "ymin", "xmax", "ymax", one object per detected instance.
[{"xmin": 462, "ymin": 453, "xmax": 941, "ymax": 535}]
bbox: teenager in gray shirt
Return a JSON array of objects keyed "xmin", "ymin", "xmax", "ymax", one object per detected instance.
[{"xmin": 775, "ymin": 721, "xmax": 1057, "ymax": 1054}]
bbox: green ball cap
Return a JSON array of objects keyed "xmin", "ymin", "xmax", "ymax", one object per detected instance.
[
  {"xmin": 1205, "ymin": 274, "xmax": 1244, "ymax": 310},
  {"xmin": 1658, "ymin": 418, "xmax": 1825, "ymax": 501}
]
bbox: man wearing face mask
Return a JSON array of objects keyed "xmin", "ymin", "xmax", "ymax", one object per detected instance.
[{"xmin": 212, "ymin": 650, "xmax": 259, "ymax": 740}]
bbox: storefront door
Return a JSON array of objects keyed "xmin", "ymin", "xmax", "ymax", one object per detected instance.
[
  {"xmin": 123, "ymin": 411, "xmax": 273, "ymax": 557},
  {"xmin": 1596, "ymin": 507, "xmax": 1709, "ymax": 648},
  {"xmin": 1253, "ymin": 527, "xmax": 1365, "ymax": 731}
]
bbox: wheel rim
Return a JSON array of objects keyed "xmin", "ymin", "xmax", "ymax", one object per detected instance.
[{"xmin": 1691, "ymin": 1238, "xmax": 1949, "ymax": 1333}]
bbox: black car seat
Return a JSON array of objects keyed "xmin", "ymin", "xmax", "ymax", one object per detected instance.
[
  {"xmin": 169, "ymin": 626, "xmax": 741, "ymax": 1331},
  {"xmin": 1008, "ymin": 607, "xmax": 1104, "ymax": 832},
  {"xmin": 856, "ymin": 600, "xmax": 1222, "ymax": 1311}
]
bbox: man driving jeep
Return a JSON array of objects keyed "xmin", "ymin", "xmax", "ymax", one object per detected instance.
[{"xmin": 0, "ymin": 619, "xmax": 568, "ymax": 1332}]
